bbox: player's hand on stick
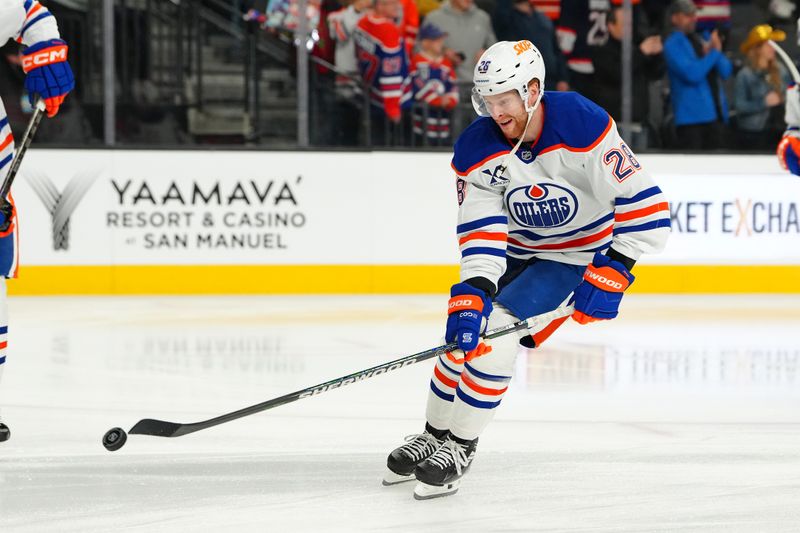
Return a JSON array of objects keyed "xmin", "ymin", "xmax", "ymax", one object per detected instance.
[
  {"xmin": 22, "ymin": 39, "xmax": 75, "ymax": 118},
  {"xmin": 0, "ymin": 201, "xmax": 14, "ymax": 233},
  {"xmin": 572, "ymin": 252, "xmax": 634, "ymax": 324},
  {"xmin": 777, "ymin": 135, "xmax": 800, "ymax": 176},
  {"xmin": 445, "ymin": 282, "xmax": 492, "ymax": 352}
]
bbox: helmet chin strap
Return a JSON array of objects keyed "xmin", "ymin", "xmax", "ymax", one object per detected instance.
[{"xmin": 497, "ymin": 90, "xmax": 542, "ymax": 177}]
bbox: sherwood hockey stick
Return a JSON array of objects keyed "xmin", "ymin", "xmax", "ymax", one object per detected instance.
[
  {"xmin": 102, "ymin": 304, "xmax": 575, "ymax": 450},
  {"xmin": 0, "ymin": 99, "xmax": 46, "ymax": 232},
  {"xmin": 769, "ymin": 40, "xmax": 800, "ymax": 84}
]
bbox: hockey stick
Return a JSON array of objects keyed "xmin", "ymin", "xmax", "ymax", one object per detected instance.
[
  {"xmin": 769, "ymin": 40, "xmax": 800, "ymax": 85},
  {"xmin": 0, "ymin": 99, "xmax": 46, "ymax": 232},
  {"xmin": 109, "ymin": 305, "xmax": 574, "ymax": 446}
]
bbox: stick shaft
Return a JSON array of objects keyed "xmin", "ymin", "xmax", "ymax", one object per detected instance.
[
  {"xmin": 129, "ymin": 305, "xmax": 574, "ymax": 438},
  {"xmin": 0, "ymin": 100, "xmax": 46, "ymax": 200},
  {"xmin": 769, "ymin": 40, "xmax": 800, "ymax": 85}
]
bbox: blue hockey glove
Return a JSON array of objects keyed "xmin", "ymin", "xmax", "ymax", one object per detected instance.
[
  {"xmin": 22, "ymin": 39, "xmax": 75, "ymax": 117},
  {"xmin": 572, "ymin": 252, "xmax": 634, "ymax": 324},
  {"xmin": 445, "ymin": 282, "xmax": 493, "ymax": 352}
]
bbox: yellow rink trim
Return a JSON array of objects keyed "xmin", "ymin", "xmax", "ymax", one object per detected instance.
[{"xmin": 6, "ymin": 264, "xmax": 800, "ymax": 295}]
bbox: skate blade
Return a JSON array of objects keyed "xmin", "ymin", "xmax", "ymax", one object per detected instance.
[
  {"xmin": 382, "ymin": 470, "xmax": 414, "ymax": 486},
  {"xmin": 413, "ymin": 480, "xmax": 461, "ymax": 500}
]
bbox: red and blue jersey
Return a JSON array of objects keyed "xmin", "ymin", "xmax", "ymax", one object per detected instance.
[
  {"xmin": 354, "ymin": 14, "xmax": 410, "ymax": 120},
  {"xmin": 695, "ymin": 0, "xmax": 731, "ymax": 34},
  {"xmin": 408, "ymin": 52, "xmax": 458, "ymax": 140},
  {"xmin": 451, "ymin": 91, "xmax": 669, "ymax": 287}
]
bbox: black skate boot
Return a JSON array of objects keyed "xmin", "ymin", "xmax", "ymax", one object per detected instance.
[
  {"xmin": 413, "ymin": 435, "xmax": 477, "ymax": 500},
  {"xmin": 383, "ymin": 423, "xmax": 448, "ymax": 486},
  {"xmin": 0, "ymin": 422, "xmax": 9, "ymax": 442}
]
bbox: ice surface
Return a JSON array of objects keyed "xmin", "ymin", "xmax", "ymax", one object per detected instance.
[{"xmin": 1, "ymin": 295, "xmax": 799, "ymax": 532}]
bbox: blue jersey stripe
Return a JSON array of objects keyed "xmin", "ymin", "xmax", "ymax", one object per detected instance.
[
  {"xmin": 461, "ymin": 247, "xmax": 506, "ymax": 258},
  {"xmin": 0, "ymin": 356, "xmax": 5, "ymax": 365},
  {"xmin": 506, "ymin": 239, "xmax": 612, "ymax": 257},
  {"xmin": 0, "ymin": 326, "xmax": 7, "ymax": 335},
  {"xmin": 615, "ymin": 186, "xmax": 662, "ymax": 206},
  {"xmin": 456, "ymin": 387, "xmax": 502, "ymax": 409},
  {"xmin": 21, "ymin": 12, "xmax": 53, "ymax": 38},
  {"xmin": 438, "ymin": 356, "xmax": 462, "ymax": 377},
  {"xmin": 24, "ymin": 0, "xmax": 33, "ymax": 12},
  {"xmin": 465, "ymin": 362, "xmax": 511, "ymax": 382},
  {"xmin": 509, "ymin": 212, "xmax": 615, "ymax": 242},
  {"xmin": 0, "ymin": 154, "xmax": 13, "ymax": 171},
  {"xmin": 614, "ymin": 218, "xmax": 671, "ymax": 234},
  {"xmin": 0, "ymin": 118, "xmax": 8, "ymax": 131},
  {"xmin": 457, "ymin": 216, "xmax": 507, "ymax": 235},
  {"xmin": 430, "ymin": 381, "xmax": 454, "ymax": 402}
]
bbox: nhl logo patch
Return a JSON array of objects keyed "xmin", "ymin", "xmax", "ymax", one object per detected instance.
[{"xmin": 521, "ymin": 150, "xmax": 533, "ymax": 161}]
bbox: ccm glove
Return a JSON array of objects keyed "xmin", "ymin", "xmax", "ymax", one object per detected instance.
[
  {"xmin": 777, "ymin": 135, "xmax": 800, "ymax": 176},
  {"xmin": 22, "ymin": 39, "xmax": 75, "ymax": 117},
  {"xmin": 445, "ymin": 282, "xmax": 493, "ymax": 352},
  {"xmin": 572, "ymin": 252, "xmax": 634, "ymax": 324}
]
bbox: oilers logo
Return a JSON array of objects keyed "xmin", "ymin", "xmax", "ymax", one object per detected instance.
[{"xmin": 506, "ymin": 183, "xmax": 578, "ymax": 228}]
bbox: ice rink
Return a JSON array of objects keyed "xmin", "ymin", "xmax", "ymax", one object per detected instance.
[{"xmin": 1, "ymin": 294, "xmax": 799, "ymax": 532}]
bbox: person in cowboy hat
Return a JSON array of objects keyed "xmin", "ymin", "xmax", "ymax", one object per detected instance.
[{"xmin": 734, "ymin": 24, "xmax": 792, "ymax": 149}]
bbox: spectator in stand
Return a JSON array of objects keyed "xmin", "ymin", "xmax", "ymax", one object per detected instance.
[
  {"xmin": 734, "ymin": 24, "xmax": 791, "ymax": 150},
  {"xmin": 531, "ymin": 0, "xmax": 560, "ymax": 21},
  {"xmin": 424, "ymin": 0, "xmax": 496, "ymax": 83},
  {"xmin": 557, "ymin": 0, "xmax": 655, "ymax": 100},
  {"xmin": 494, "ymin": 0, "xmax": 569, "ymax": 91},
  {"xmin": 328, "ymin": 0, "xmax": 372, "ymax": 144},
  {"xmin": 408, "ymin": 23, "xmax": 459, "ymax": 143},
  {"xmin": 591, "ymin": 5, "xmax": 663, "ymax": 146},
  {"xmin": 355, "ymin": 0, "xmax": 411, "ymax": 145},
  {"xmin": 398, "ymin": 0, "xmax": 420, "ymax": 56},
  {"xmin": 663, "ymin": 0, "xmax": 732, "ymax": 150}
]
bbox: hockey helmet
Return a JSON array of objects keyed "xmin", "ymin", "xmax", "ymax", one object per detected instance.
[{"xmin": 472, "ymin": 40, "xmax": 546, "ymax": 117}]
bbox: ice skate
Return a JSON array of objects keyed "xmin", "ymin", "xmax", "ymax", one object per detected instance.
[
  {"xmin": 413, "ymin": 436, "xmax": 477, "ymax": 500},
  {"xmin": 383, "ymin": 425, "xmax": 447, "ymax": 486}
]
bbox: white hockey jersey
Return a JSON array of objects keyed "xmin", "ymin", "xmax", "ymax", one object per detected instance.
[
  {"xmin": 452, "ymin": 91, "xmax": 670, "ymax": 288},
  {"xmin": 0, "ymin": 0, "xmax": 60, "ymax": 46},
  {"xmin": 784, "ymin": 83, "xmax": 800, "ymax": 136}
]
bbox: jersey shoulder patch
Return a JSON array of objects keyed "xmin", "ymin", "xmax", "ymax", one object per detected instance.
[
  {"xmin": 535, "ymin": 92, "xmax": 612, "ymax": 155},
  {"xmin": 452, "ymin": 117, "xmax": 511, "ymax": 176}
]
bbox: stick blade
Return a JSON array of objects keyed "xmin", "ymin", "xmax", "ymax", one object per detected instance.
[{"xmin": 129, "ymin": 419, "xmax": 185, "ymax": 438}]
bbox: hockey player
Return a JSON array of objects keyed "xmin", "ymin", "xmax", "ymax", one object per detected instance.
[
  {"xmin": 354, "ymin": 0, "xmax": 410, "ymax": 145},
  {"xmin": 384, "ymin": 40, "xmax": 669, "ymax": 499},
  {"xmin": 0, "ymin": 0, "xmax": 75, "ymax": 442},
  {"xmin": 776, "ymin": 18, "xmax": 800, "ymax": 176}
]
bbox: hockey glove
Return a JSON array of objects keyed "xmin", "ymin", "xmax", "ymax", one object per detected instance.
[
  {"xmin": 445, "ymin": 282, "xmax": 492, "ymax": 352},
  {"xmin": 777, "ymin": 135, "xmax": 800, "ymax": 176},
  {"xmin": 0, "ymin": 200, "xmax": 13, "ymax": 234},
  {"xmin": 572, "ymin": 252, "xmax": 634, "ymax": 325},
  {"xmin": 22, "ymin": 39, "xmax": 75, "ymax": 118}
]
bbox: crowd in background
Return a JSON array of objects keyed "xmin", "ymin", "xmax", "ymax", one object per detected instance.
[
  {"xmin": 0, "ymin": 0, "xmax": 797, "ymax": 151},
  {"xmin": 281, "ymin": 0, "xmax": 800, "ymax": 150}
]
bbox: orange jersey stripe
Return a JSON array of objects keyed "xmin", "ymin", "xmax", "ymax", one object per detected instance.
[
  {"xmin": 0, "ymin": 133, "xmax": 13, "ymax": 153},
  {"xmin": 461, "ymin": 373, "xmax": 507, "ymax": 396},
  {"xmin": 434, "ymin": 365, "xmax": 458, "ymax": 389},
  {"xmin": 458, "ymin": 231, "xmax": 508, "ymax": 245},
  {"xmin": 615, "ymin": 202, "xmax": 669, "ymax": 222},
  {"xmin": 26, "ymin": 2, "xmax": 43, "ymax": 20},
  {"xmin": 507, "ymin": 225, "xmax": 613, "ymax": 251}
]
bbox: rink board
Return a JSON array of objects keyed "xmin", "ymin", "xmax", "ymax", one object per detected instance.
[{"xmin": 7, "ymin": 150, "xmax": 800, "ymax": 295}]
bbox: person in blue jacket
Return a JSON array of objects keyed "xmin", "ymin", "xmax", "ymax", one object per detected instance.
[{"xmin": 663, "ymin": 0, "xmax": 732, "ymax": 150}]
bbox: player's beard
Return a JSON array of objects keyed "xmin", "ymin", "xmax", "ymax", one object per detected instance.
[{"xmin": 495, "ymin": 111, "xmax": 528, "ymax": 141}]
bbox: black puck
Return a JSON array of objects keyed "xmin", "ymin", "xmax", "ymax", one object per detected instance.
[{"xmin": 102, "ymin": 427, "xmax": 127, "ymax": 452}]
